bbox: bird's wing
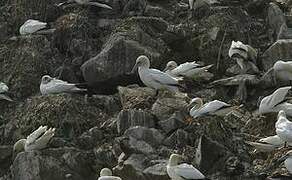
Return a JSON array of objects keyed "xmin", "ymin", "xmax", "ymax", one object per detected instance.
[
  {"xmin": 98, "ymin": 177, "xmax": 122, "ymax": 180},
  {"xmin": 282, "ymin": 61, "xmax": 292, "ymax": 73},
  {"xmin": 148, "ymin": 68, "xmax": 179, "ymax": 86},
  {"xmin": 260, "ymin": 86, "xmax": 291, "ymax": 109},
  {"xmin": 87, "ymin": 2, "xmax": 112, "ymax": 9},
  {"xmin": 174, "ymin": 163, "xmax": 205, "ymax": 179},
  {"xmin": 34, "ymin": 128, "xmax": 55, "ymax": 149},
  {"xmin": 171, "ymin": 62, "xmax": 200, "ymax": 75},
  {"xmin": 259, "ymin": 135, "xmax": 284, "ymax": 146},
  {"xmin": 26, "ymin": 126, "xmax": 47, "ymax": 145},
  {"xmin": 199, "ymin": 100, "xmax": 230, "ymax": 114},
  {"xmin": 47, "ymin": 79, "xmax": 78, "ymax": 92},
  {"xmin": 0, "ymin": 82, "xmax": 9, "ymax": 93},
  {"xmin": 20, "ymin": 20, "xmax": 47, "ymax": 34}
]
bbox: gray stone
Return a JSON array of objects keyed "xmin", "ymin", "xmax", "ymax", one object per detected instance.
[
  {"xmin": 277, "ymin": 23, "xmax": 292, "ymax": 40},
  {"xmin": 11, "ymin": 151, "xmax": 91, "ymax": 180},
  {"xmin": 267, "ymin": 2, "xmax": 286, "ymax": 41},
  {"xmin": 0, "ymin": 146, "xmax": 12, "ymax": 176},
  {"xmin": 262, "ymin": 39, "xmax": 292, "ymax": 71},
  {"xmin": 163, "ymin": 129, "xmax": 189, "ymax": 149},
  {"xmin": 195, "ymin": 135, "xmax": 229, "ymax": 174},
  {"xmin": 128, "ymin": 137, "xmax": 155, "ymax": 155},
  {"xmin": 117, "ymin": 109, "xmax": 156, "ymax": 134},
  {"xmin": 77, "ymin": 127, "xmax": 104, "ymax": 150},
  {"xmin": 113, "ymin": 154, "xmax": 148, "ymax": 180},
  {"xmin": 143, "ymin": 162, "xmax": 169, "ymax": 180},
  {"xmin": 124, "ymin": 126, "xmax": 165, "ymax": 147},
  {"xmin": 158, "ymin": 111, "xmax": 187, "ymax": 134},
  {"xmin": 152, "ymin": 97, "xmax": 188, "ymax": 121}
]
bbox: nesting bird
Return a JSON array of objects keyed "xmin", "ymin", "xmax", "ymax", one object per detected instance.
[
  {"xmin": 19, "ymin": 19, "xmax": 48, "ymax": 35},
  {"xmin": 163, "ymin": 60, "xmax": 213, "ymax": 80},
  {"xmin": 276, "ymin": 110, "xmax": 292, "ymax": 147},
  {"xmin": 131, "ymin": 55, "xmax": 183, "ymax": 94},
  {"xmin": 273, "ymin": 60, "xmax": 292, "ymax": 84},
  {"xmin": 40, "ymin": 75, "xmax": 87, "ymax": 95},
  {"xmin": 188, "ymin": 97, "xmax": 231, "ymax": 118},
  {"xmin": 167, "ymin": 154, "xmax": 207, "ymax": 180},
  {"xmin": 228, "ymin": 40, "xmax": 259, "ymax": 74},
  {"xmin": 259, "ymin": 86, "xmax": 292, "ymax": 116},
  {"xmin": 0, "ymin": 82, "xmax": 13, "ymax": 101},
  {"xmin": 98, "ymin": 168, "xmax": 122, "ymax": 180},
  {"xmin": 58, "ymin": 0, "xmax": 112, "ymax": 9},
  {"xmin": 246, "ymin": 135, "xmax": 289, "ymax": 153},
  {"xmin": 13, "ymin": 126, "xmax": 55, "ymax": 154}
]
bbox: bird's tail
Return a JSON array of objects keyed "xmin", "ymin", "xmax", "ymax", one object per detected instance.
[{"xmin": 201, "ymin": 64, "xmax": 213, "ymax": 71}]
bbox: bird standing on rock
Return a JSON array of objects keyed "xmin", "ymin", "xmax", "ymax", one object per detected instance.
[
  {"xmin": 131, "ymin": 55, "xmax": 183, "ymax": 95},
  {"xmin": 40, "ymin": 75, "xmax": 87, "ymax": 95},
  {"xmin": 167, "ymin": 153, "xmax": 208, "ymax": 180}
]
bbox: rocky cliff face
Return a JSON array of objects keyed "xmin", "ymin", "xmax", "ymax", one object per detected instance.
[{"xmin": 1, "ymin": 0, "xmax": 292, "ymax": 179}]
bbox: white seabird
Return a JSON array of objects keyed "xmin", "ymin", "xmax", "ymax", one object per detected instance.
[
  {"xmin": 273, "ymin": 60, "xmax": 292, "ymax": 83},
  {"xmin": 58, "ymin": 0, "xmax": 112, "ymax": 9},
  {"xmin": 279, "ymin": 150, "xmax": 292, "ymax": 174},
  {"xmin": 276, "ymin": 110, "xmax": 292, "ymax": 147},
  {"xmin": 259, "ymin": 86, "xmax": 292, "ymax": 116},
  {"xmin": 131, "ymin": 55, "xmax": 182, "ymax": 93},
  {"xmin": 228, "ymin": 40, "xmax": 259, "ymax": 73},
  {"xmin": 0, "ymin": 82, "xmax": 13, "ymax": 101},
  {"xmin": 167, "ymin": 153, "xmax": 206, "ymax": 180},
  {"xmin": 163, "ymin": 60, "xmax": 213, "ymax": 80},
  {"xmin": 13, "ymin": 126, "xmax": 55, "ymax": 153},
  {"xmin": 19, "ymin": 19, "xmax": 47, "ymax": 35},
  {"xmin": 245, "ymin": 135, "xmax": 290, "ymax": 153},
  {"xmin": 98, "ymin": 168, "xmax": 122, "ymax": 180},
  {"xmin": 40, "ymin": 75, "xmax": 87, "ymax": 95},
  {"xmin": 188, "ymin": 97, "xmax": 231, "ymax": 118}
]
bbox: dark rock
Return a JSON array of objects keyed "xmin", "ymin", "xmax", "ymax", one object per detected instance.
[
  {"xmin": 0, "ymin": 146, "xmax": 12, "ymax": 176},
  {"xmin": 262, "ymin": 40, "xmax": 292, "ymax": 71},
  {"xmin": 118, "ymin": 86, "xmax": 156, "ymax": 110},
  {"xmin": 267, "ymin": 2, "xmax": 286, "ymax": 41},
  {"xmin": 127, "ymin": 137, "xmax": 155, "ymax": 155},
  {"xmin": 152, "ymin": 97, "xmax": 188, "ymax": 121},
  {"xmin": 163, "ymin": 129, "xmax": 189, "ymax": 149},
  {"xmin": 81, "ymin": 17, "xmax": 168, "ymax": 89},
  {"xmin": 94, "ymin": 145, "xmax": 117, "ymax": 170},
  {"xmin": 124, "ymin": 126, "xmax": 165, "ymax": 147},
  {"xmin": 11, "ymin": 149, "xmax": 95, "ymax": 180},
  {"xmin": 117, "ymin": 109, "xmax": 156, "ymax": 134},
  {"xmin": 195, "ymin": 135, "xmax": 229, "ymax": 174},
  {"xmin": 0, "ymin": 35, "xmax": 62, "ymax": 99},
  {"xmin": 145, "ymin": 5, "xmax": 173, "ymax": 20},
  {"xmin": 225, "ymin": 156, "xmax": 244, "ymax": 175},
  {"xmin": 121, "ymin": 0, "xmax": 147, "ymax": 17},
  {"xmin": 158, "ymin": 111, "xmax": 187, "ymax": 134},
  {"xmin": 113, "ymin": 154, "xmax": 148, "ymax": 180},
  {"xmin": 143, "ymin": 162, "xmax": 169, "ymax": 180},
  {"xmin": 77, "ymin": 127, "xmax": 104, "ymax": 149}
]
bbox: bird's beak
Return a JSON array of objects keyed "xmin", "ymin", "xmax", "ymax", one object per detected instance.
[
  {"xmin": 163, "ymin": 66, "xmax": 170, "ymax": 72},
  {"xmin": 131, "ymin": 63, "xmax": 138, "ymax": 74},
  {"xmin": 278, "ymin": 154, "xmax": 289, "ymax": 163}
]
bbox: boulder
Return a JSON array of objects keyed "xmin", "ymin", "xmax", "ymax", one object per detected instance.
[
  {"xmin": 0, "ymin": 36, "xmax": 62, "ymax": 99},
  {"xmin": 262, "ymin": 40, "xmax": 292, "ymax": 70},
  {"xmin": 81, "ymin": 17, "xmax": 168, "ymax": 87},
  {"xmin": 124, "ymin": 126, "xmax": 165, "ymax": 147},
  {"xmin": 143, "ymin": 162, "xmax": 169, "ymax": 180},
  {"xmin": 158, "ymin": 111, "xmax": 187, "ymax": 134},
  {"xmin": 113, "ymin": 154, "xmax": 148, "ymax": 180},
  {"xmin": 117, "ymin": 109, "xmax": 156, "ymax": 134},
  {"xmin": 267, "ymin": 2, "xmax": 286, "ymax": 41},
  {"xmin": 118, "ymin": 86, "xmax": 156, "ymax": 110},
  {"xmin": 0, "ymin": 146, "xmax": 12, "ymax": 176},
  {"xmin": 163, "ymin": 129, "xmax": 189, "ymax": 149},
  {"xmin": 152, "ymin": 97, "xmax": 188, "ymax": 121},
  {"xmin": 11, "ymin": 148, "xmax": 96, "ymax": 180}
]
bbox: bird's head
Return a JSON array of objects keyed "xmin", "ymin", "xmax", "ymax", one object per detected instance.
[
  {"xmin": 41, "ymin": 75, "xmax": 53, "ymax": 84},
  {"xmin": 163, "ymin": 61, "xmax": 178, "ymax": 72},
  {"xmin": 13, "ymin": 139, "xmax": 26, "ymax": 157},
  {"xmin": 169, "ymin": 153, "xmax": 184, "ymax": 166},
  {"xmin": 187, "ymin": 97, "xmax": 203, "ymax": 111},
  {"xmin": 131, "ymin": 55, "xmax": 150, "ymax": 73},
  {"xmin": 100, "ymin": 168, "xmax": 113, "ymax": 176}
]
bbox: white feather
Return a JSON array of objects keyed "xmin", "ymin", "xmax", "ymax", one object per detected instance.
[{"xmin": 19, "ymin": 19, "xmax": 47, "ymax": 35}]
